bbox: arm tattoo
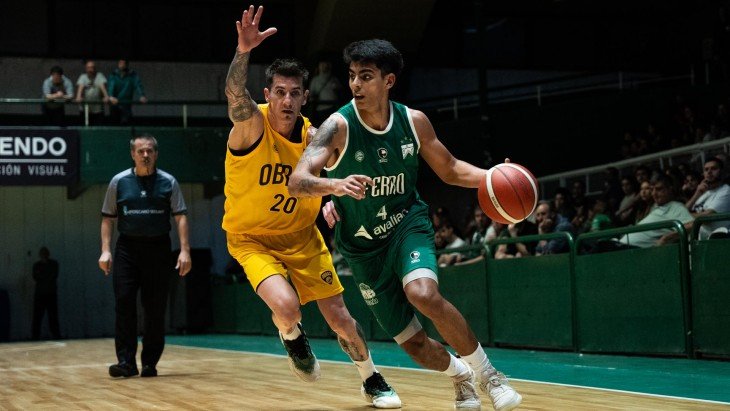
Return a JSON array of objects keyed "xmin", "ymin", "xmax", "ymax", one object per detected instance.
[
  {"xmin": 295, "ymin": 117, "xmax": 339, "ymax": 195},
  {"xmin": 225, "ymin": 50, "xmax": 255, "ymax": 122},
  {"xmin": 303, "ymin": 117, "xmax": 337, "ymax": 169},
  {"xmin": 337, "ymin": 321, "xmax": 369, "ymax": 362}
]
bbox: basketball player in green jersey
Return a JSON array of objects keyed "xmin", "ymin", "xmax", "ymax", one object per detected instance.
[{"xmin": 289, "ymin": 39, "xmax": 522, "ymax": 410}]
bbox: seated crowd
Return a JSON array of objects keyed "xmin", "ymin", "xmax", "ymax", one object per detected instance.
[{"xmin": 433, "ymin": 156, "xmax": 730, "ymax": 265}]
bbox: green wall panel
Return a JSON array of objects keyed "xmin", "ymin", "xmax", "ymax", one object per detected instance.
[
  {"xmin": 489, "ymin": 255, "xmax": 573, "ymax": 349},
  {"xmin": 79, "ymin": 127, "xmax": 137, "ymax": 183},
  {"xmin": 423, "ymin": 261, "xmax": 490, "ymax": 346},
  {"xmin": 211, "ymin": 282, "xmax": 239, "ymax": 333},
  {"xmin": 575, "ymin": 246, "xmax": 686, "ymax": 355},
  {"xmin": 78, "ymin": 126, "xmax": 228, "ymax": 184},
  {"xmin": 691, "ymin": 239, "xmax": 730, "ymax": 357},
  {"xmin": 300, "ymin": 300, "xmax": 332, "ymax": 339}
]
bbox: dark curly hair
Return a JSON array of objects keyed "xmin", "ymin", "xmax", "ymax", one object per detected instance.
[{"xmin": 343, "ymin": 39, "xmax": 403, "ymax": 77}]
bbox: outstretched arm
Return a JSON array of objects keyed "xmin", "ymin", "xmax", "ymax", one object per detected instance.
[
  {"xmin": 225, "ymin": 5, "xmax": 277, "ymax": 150},
  {"xmin": 413, "ymin": 109, "xmax": 487, "ymax": 188},
  {"xmin": 288, "ymin": 115, "xmax": 372, "ymax": 199}
]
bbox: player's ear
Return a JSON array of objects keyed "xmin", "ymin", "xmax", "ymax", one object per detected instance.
[
  {"xmin": 385, "ymin": 73, "xmax": 396, "ymax": 89},
  {"xmin": 302, "ymin": 89, "xmax": 309, "ymax": 106},
  {"xmin": 264, "ymin": 88, "xmax": 271, "ymax": 102}
]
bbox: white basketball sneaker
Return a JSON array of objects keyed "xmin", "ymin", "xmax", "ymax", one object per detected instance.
[
  {"xmin": 452, "ymin": 366, "xmax": 481, "ymax": 409},
  {"xmin": 361, "ymin": 372, "xmax": 402, "ymax": 409},
  {"xmin": 480, "ymin": 371, "xmax": 522, "ymax": 411}
]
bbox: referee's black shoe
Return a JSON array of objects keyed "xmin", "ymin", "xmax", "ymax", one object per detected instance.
[
  {"xmin": 109, "ymin": 362, "xmax": 139, "ymax": 378},
  {"xmin": 140, "ymin": 365, "xmax": 158, "ymax": 377}
]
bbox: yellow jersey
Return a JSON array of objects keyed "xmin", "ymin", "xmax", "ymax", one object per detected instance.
[{"xmin": 222, "ymin": 104, "xmax": 320, "ymax": 235}]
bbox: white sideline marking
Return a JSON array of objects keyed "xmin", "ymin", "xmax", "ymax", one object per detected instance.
[
  {"xmin": 0, "ymin": 358, "xmax": 230, "ymax": 373},
  {"xmin": 169, "ymin": 344, "xmax": 730, "ymax": 406}
]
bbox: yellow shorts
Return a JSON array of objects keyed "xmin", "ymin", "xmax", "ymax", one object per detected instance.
[{"xmin": 226, "ymin": 225, "xmax": 343, "ymax": 305}]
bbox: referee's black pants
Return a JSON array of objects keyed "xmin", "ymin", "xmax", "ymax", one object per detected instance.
[{"xmin": 113, "ymin": 234, "xmax": 171, "ymax": 367}]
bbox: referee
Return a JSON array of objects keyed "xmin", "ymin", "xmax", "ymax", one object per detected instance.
[{"xmin": 99, "ymin": 133, "xmax": 191, "ymax": 378}]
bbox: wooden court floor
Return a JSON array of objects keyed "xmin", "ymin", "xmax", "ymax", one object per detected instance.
[{"xmin": 1, "ymin": 339, "xmax": 728, "ymax": 410}]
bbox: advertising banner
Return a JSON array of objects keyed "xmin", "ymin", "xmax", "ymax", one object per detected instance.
[{"xmin": 0, "ymin": 129, "xmax": 80, "ymax": 185}]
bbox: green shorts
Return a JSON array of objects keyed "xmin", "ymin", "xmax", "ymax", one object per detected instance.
[{"xmin": 346, "ymin": 216, "xmax": 438, "ymax": 344}]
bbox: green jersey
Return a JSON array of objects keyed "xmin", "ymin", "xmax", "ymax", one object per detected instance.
[{"xmin": 326, "ymin": 100, "xmax": 429, "ymax": 261}]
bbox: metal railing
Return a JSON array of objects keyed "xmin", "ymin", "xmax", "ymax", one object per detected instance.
[
  {"xmin": 0, "ymin": 98, "xmax": 227, "ymax": 128},
  {"xmin": 690, "ymin": 212, "xmax": 730, "ymax": 240},
  {"xmin": 537, "ymin": 137, "xmax": 730, "ymax": 197},
  {"xmin": 414, "ymin": 69, "xmax": 695, "ymax": 119}
]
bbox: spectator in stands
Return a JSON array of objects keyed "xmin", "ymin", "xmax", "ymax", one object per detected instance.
[
  {"xmin": 588, "ymin": 198, "xmax": 613, "ymax": 232},
  {"xmin": 493, "ymin": 220, "xmax": 538, "ymax": 259},
  {"xmin": 682, "ymin": 170, "xmax": 703, "ymax": 201},
  {"xmin": 676, "ymin": 162, "xmax": 692, "ymax": 178},
  {"xmin": 42, "ymin": 66, "xmax": 74, "ymax": 126},
  {"xmin": 534, "ymin": 200, "xmax": 575, "ymax": 256},
  {"xmin": 571, "ymin": 180, "xmax": 586, "ymax": 211},
  {"xmin": 634, "ymin": 165, "xmax": 652, "ymax": 185},
  {"xmin": 107, "ymin": 59, "xmax": 147, "ymax": 125},
  {"xmin": 684, "ymin": 157, "xmax": 730, "ymax": 239},
  {"xmin": 469, "ymin": 207, "xmax": 489, "ymax": 244},
  {"xmin": 75, "ymin": 60, "xmax": 109, "ymax": 125},
  {"xmin": 645, "ymin": 123, "xmax": 668, "ymax": 152},
  {"xmin": 618, "ymin": 174, "xmax": 693, "ymax": 248},
  {"xmin": 434, "ymin": 230, "xmax": 446, "ymax": 251},
  {"xmin": 552, "ymin": 187, "xmax": 575, "ymax": 221},
  {"xmin": 308, "ymin": 59, "xmax": 343, "ymax": 127},
  {"xmin": 574, "ymin": 198, "xmax": 612, "ymax": 235},
  {"xmin": 437, "ymin": 221, "xmax": 466, "ymax": 267},
  {"xmin": 717, "ymin": 153, "xmax": 730, "ymax": 185},
  {"xmin": 484, "ymin": 220, "xmax": 503, "ymax": 244},
  {"xmin": 634, "ymin": 180, "xmax": 655, "ymax": 223},
  {"xmin": 665, "ymin": 166, "xmax": 687, "ymax": 201},
  {"xmin": 601, "ymin": 166, "xmax": 623, "ymax": 214},
  {"xmin": 456, "ymin": 206, "xmax": 492, "ymax": 264},
  {"xmin": 693, "ymin": 126, "xmax": 712, "ymax": 145},
  {"xmin": 430, "ymin": 206, "xmax": 450, "ymax": 231},
  {"xmin": 615, "ymin": 176, "xmax": 639, "ymax": 226},
  {"xmin": 706, "ymin": 122, "xmax": 724, "ymax": 142}
]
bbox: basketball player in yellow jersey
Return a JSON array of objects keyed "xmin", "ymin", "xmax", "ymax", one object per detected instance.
[{"xmin": 222, "ymin": 6, "xmax": 400, "ymax": 408}]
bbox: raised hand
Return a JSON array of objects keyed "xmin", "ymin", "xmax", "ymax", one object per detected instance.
[{"xmin": 236, "ymin": 5, "xmax": 277, "ymax": 53}]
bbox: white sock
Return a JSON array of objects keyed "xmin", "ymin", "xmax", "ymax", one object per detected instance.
[
  {"xmin": 461, "ymin": 343, "xmax": 496, "ymax": 377},
  {"xmin": 353, "ymin": 351, "xmax": 378, "ymax": 382},
  {"xmin": 281, "ymin": 325, "xmax": 302, "ymax": 340},
  {"xmin": 443, "ymin": 353, "xmax": 469, "ymax": 378}
]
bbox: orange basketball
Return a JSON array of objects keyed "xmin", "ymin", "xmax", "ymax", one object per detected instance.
[{"xmin": 478, "ymin": 163, "xmax": 539, "ymax": 224}]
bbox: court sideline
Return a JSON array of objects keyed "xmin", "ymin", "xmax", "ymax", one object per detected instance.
[{"xmin": 1, "ymin": 335, "xmax": 729, "ymax": 410}]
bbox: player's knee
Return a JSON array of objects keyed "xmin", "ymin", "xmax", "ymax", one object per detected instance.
[
  {"xmin": 404, "ymin": 282, "xmax": 443, "ymax": 314},
  {"xmin": 327, "ymin": 312, "xmax": 356, "ymax": 338},
  {"xmin": 270, "ymin": 298, "xmax": 301, "ymax": 324},
  {"xmin": 400, "ymin": 331, "xmax": 429, "ymax": 359}
]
